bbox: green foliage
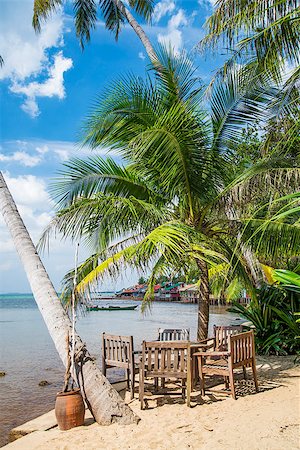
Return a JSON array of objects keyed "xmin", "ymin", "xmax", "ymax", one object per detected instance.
[
  {"xmin": 201, "ymin": 0, "xmax": 300, "ymax": 84},
  {"xmin": 273, "ymin": 269, "xmax": 300, "ymax": 291},
  {"xmin": 32, "ymin": 0, "xmax": 62, "ymax": 33},
  {"xmin": 32, "ymin": 0, "xmax": 154, "ymax": 48},
  {"xmin": 138, "ymin": 276, "xmax": 147, "ymax": 285},
  {"xmin": 200, "ymin": 0, "xmax": 300, "ymax": 161},
  {"xmin": 229, "ymin": 284, "xmax": 300, "ymax": 355},
  {"xmin": 228, "ymin": 125, "xmax": 262, "ymax": 174}
]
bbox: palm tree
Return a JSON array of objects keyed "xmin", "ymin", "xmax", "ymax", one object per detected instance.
[
  {"xmin": 200, "ymin": 0, "xmax": 299, "ymax": 83},
  {"xmin": 43, "ymin": 50, "xmax": 300, "ymax": 340},
  {"xmin": 200, "ymin": 0, "xmax": 300, "ymax": 136},
  {"xmin": 32, "ymin": 0, "xmax": 157, "ymax": 61},
  {"xmin": 0, "ymin": 172, "xmax": 139, "ymax": 425}
]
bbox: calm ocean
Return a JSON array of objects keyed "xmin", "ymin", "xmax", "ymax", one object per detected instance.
[{"xmin": 0, "ymin": 294, "xmax": 241, "ymax": 446}]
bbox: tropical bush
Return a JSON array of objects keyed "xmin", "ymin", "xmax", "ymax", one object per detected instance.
[{"xmin": 230, "ymin": 284, "xmax": 300, "ymax": 355}]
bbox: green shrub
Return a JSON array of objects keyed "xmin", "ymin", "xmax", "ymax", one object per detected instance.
[{"xmin": 229, "ymin": 284, "xmax": 300, "ymax": 355}]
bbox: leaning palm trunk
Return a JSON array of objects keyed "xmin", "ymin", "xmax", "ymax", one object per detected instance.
[
  {"xmin": 196, "ymin": 259, "xmax": 210, "ymax": 340},
  {"xmin": 112, "ymin": 0, "xmax": 157, "ymax": 62},
  {"xmin": 0, "ymin": 172, "xmax": 139, "ymax": 425}
]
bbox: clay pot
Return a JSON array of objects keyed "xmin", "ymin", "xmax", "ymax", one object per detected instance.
[{"xmin": 55, "ymin": 389, "xmax": 85, "ymax": 430}]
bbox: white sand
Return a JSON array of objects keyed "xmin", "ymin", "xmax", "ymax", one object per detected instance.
[{"xmin": 6, "ymin": 357, "xmax": 300, "ymax": 450}]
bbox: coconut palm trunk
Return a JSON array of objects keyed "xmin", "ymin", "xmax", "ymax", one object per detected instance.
[
  {"xmin": 0, "ymin": 172, "xmax": 139, "ymax": 425},
  {"xmin": 111, "ymin": 0, "xmax": 157, "ymax": 61},
  {"xmin": 196, "ymin": 259, "xmax": 210, "ymax": 340}
]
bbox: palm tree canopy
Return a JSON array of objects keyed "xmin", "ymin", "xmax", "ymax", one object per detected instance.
[{"xmin": 41, "ymin": 49, "xmax": 299, "ymax": 310}]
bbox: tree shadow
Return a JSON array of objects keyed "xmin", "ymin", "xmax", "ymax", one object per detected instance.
[{"xmin": 134, "ymin": 356, "xmax": 299, "ymax": 409}]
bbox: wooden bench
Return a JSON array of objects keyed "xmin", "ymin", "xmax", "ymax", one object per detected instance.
[
  {"xmin": 139, "ymin": 341, "xmax": 192, "ymax": 409},
  {"xmin": 102, "ymin": 333, "xmax": 139, "ymax": 399},
  {"xmin": 194, "ymin": 330, "xmax": 259, "ymax": 399}
]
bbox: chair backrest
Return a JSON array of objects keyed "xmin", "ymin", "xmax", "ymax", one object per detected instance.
[
  {"xmin": 229, "ymin": 331, "xmax": 255, "ymax": 367},
  {"xmin": 141, "ymin": 341, "xmax": 190, "ymax": 378},
  {"xmin": 158, "ymin": 328, "xmax": 190, "ymax": 341},
  {"xmin": 213, "ymin": 325, "xmax": 243, "ymax": 351},
  {"xmin": 102, "ymin": 333, "xmax": 134, "ymax": 369}
]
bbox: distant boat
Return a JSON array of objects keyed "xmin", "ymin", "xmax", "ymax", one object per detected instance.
[{"xmin": 87, "ymin": 304, "xmax": 138, "ymax": 311}]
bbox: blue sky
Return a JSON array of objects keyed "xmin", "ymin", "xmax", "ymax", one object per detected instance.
[{"xmin": 0, "ymin": 0, "xmax": 225, "ymax": 293}]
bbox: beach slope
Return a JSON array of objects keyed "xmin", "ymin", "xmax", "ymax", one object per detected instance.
[{"xmin": 4, "ymin": 357, "xmax": 299, "ymax": 450}]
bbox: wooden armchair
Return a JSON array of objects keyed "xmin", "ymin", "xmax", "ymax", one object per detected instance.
[
  {"xmin": 102, "ymin": 333, "xmax": 139, "ymax": 399},
  {"xmin": 198, "ymin": 325, "xmax": 243, "ymax": 351},
  {"xmin": 139, "ymin": 341, "xmax": 192, "ymax": 409},
  {"xmin": 194, "ymin": 330, "xmax": 258, "ymax": 399},
  {"xmin": 157, "ymin": 328, "xmax": 190, "ymax": 341}
]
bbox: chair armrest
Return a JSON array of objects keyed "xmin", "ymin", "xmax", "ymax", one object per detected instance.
[
  {"xmin": 197, "ymin": 338, "xmax": 215, "ymax": 344},
  {"xmin": 193, "ymin": 351, "xmax": 230, "ymax": 357},
  {"xmin": 197, "ymin": 342, "xmax": 215, "ymax": 349},
  {"xmin": 190, "ymin": 340, "xmax": 215, "ymax": 350}
]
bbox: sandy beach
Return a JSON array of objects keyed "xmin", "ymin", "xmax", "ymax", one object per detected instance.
[{"xmin": 5, "ymin": 356, "xmax": 300, "ymax": 450}]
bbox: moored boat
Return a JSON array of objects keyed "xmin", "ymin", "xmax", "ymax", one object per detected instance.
[{"xmin": 87, "ymin": 305, "xmax": 138, "ymax": 311}]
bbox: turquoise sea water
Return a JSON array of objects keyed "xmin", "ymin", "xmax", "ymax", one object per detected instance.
[{"xmin": 0, "ymin": 294, "xmax": 241, "ymax": 447}]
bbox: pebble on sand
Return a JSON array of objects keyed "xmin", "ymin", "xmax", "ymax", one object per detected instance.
[{"xmin": 38, "ymin": 380, "xmax": 52, "ymax": 386}]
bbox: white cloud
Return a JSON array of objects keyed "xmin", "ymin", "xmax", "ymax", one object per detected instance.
[
  {"xmin": 138, "ymin": 52, "xmax": 146, "ymax": 61},
  {"xmin": 0, "ymin": 173, "xmax": 53, "ymax": 257},
  {"xmin": 0, "ymin": 0, "xmax": 72, "ymax": 117},
  {"xmin": 153, "ymin": 0, "xmax": 176, "ymax": 23},
  {"xmin": 0, "ymin": 139, "xmax": 117, "ymax": 171},
  {"xmin": 0, "ymin": 151, "xmax": 42, "ymax": 167},
  {"xmin": 4, "ymin": 173, "xmax": 53, "ymax": 210},
  {"xmin": 10, "ymin": 52, "xmax": 73, "ymax": 118},
  {"xmin": 54, "ymin": 148, "xmax": 71, "ymax": 161},
  {"xmin": 0, "ymin": 10, "xmax": 64, "ymax": 81},
  {"xmin": 36, "ymin": 145, "xmax": 49, "ymax": 155},
  {"xmin": 157, "ymin": 9, "xmax": 188, "ymax": 54},
  {"xmin": 0, "ymin": 142, "xmax": 50, "ymax": 168},
  {"xmin": 0, "ymin": 171, "xmax": 77, "ymax": 292},
  {"xmin": 21, "ymin": 98, "xmax": 40, "ymax": 118}
]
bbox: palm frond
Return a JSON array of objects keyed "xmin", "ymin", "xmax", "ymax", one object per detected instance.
[
  {"xmin": 99, "ymin": 0, "xmax": 125, "ymax": 40},
  {"xmin": 39, "ymin": 190, "xmax": 167, "ymax": 254},
  {"xmin": 241, "ymin": 218, "xmax": 300, "ymax": 261},
  {"xmin": 73, "ymin": 221, "xmax": 193, "ymax": 297},
  {"xmin": 74, "ymin": 0, "xmax": 97, "ymax": 49},
  {"xmin": 209, "ymin": 64, "xmax": 276, "ymax": 152},
  {"xmin": 128, "ymin": 0, "xmax": 154, "ymax": 21},
  {"xmin": 273, "ymin": 269, "xmax": 300, "ymax": 288},
  {"xmin": 33, "ymin": 0, "xmax": 62, "ymax": 32},
  {"xmin": 200, "ymin": 0, "xmax": 300, "ymax": 75},
  {"xmin": 52, "ymin": 156, "xmax": 165, "ymax": 207}
]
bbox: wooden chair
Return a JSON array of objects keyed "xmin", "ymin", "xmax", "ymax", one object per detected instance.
[
  {"xmin": 158, "ymin": 328, "xmax": 190, "ymax": 341},
  {"xmin": 102, "ymin": 333, "xmax": 139, "ymax": 399},
  {"xmin": 139, "ymin": 341, "xmax": 192, "ymax": 409},
  {"xmin": 199, "ymin": 325, "xmax": 243, "ymax": 351},
  {"xmin": 195, "ymin": 330, "xmax": 258, "ymax": 400}
]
